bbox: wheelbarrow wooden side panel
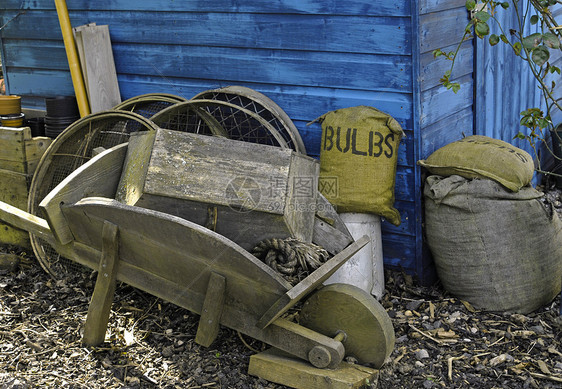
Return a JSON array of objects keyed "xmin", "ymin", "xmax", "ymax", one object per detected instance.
[
  {"xmin": 61, "ymin": 197, "xmax": 293, "ymax": 317},
  {"xmin": 39, "ymin": 143, "xmax": 128, "ymax": 245},
  {"xmin": 61, "ymin": 197, "xmax": 352, "ymax": 367}
]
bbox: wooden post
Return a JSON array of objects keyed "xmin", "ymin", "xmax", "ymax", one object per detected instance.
[
  {"xmin": 195, "ymin": 272, "xmax": 226, "ymax": 347},
  {"xmin": 83, "ymin": 221, "xmax": 119, "ymax": 346}
]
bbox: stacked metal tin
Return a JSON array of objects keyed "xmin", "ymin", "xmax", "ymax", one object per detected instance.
[
  {"xmin": 0, "ymin": 95, "xmax": 24, "ymax": 127},
  {"xmin": 44, "ymin": 96, "xmax": 80, "ymax": 138}
]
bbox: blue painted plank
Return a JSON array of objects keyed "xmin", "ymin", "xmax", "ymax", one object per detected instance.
[
  {"xmin": 103, "ymin": 76, "xmax": 415, "ymax": 125},
  {"xmin": 382, "ymin": 233, "xmax": 417, "ymax": 271},
  {"xmin": 1, "ymin": 11, "xmax": 412, "ymax": 55},
  {"xmin": 8, "ymin": 0, "xmax": 411, "ymax": 16},
  {"xmin": 380, "ymin": 200, "xmax": 416, "ymax": 236},
  {"xmin": 5, "ymin": 68, "xmax": 74, "ymax": 96},
  {"xmin": 419, "ymin": 0, "xmax": 466, "ymax": 14},
  {"xmin": 474, "ymin": 1, "xmax": 543, "ymax": 155},
  {"xmin": 4, "ymin": 40, "xmax": 412, "ymax": 94},
  {"xmin": 420, "ymin": 106, "xmax": 473, "ymax": 158},
  {"xmin": 419, "ymin": 7, "xmax": 471, "ymax": 53},
  {"xmin": 420, "ymin": 40, "xmax": 473, "ymax": 92},
  {"xmin": 420, "ymin": 75, "xmax": 473, "ymax": 127}
]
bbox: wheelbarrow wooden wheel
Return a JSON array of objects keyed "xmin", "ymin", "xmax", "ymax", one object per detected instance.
[{"xmin": 299, "ymin": 283, "xmax": 395, "ymax": 369}]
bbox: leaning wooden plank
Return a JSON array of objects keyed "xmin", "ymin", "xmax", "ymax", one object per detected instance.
[
  {"xmin": 73, "ymin": 23, "xmax": 96, "ymax": 98},
  {"xmin": 83, "ymin": 221, "xmax": 119, "ymax": 346},
  {"xmin": 80, "ymin": 25, "xmax": 121, "ymax": 112},
  {"xmin": 195, "ymin": 272, "xmax": 226, "ymax": 347},
  {"xmin": 256, "ymin": 235, "xmax": 370, "ymax": 329},
  {"xmin": 248, "ymin": 348, "xmax": 378, "ymax": 389},
  {"xmin": 39, "ymin": 143, "xmax": 127, "ymax": 245}
]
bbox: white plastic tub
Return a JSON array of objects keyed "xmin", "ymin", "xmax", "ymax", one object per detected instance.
[{"xmin": 324, "ymin": 213, "xmax": 385, "ymax": 299}]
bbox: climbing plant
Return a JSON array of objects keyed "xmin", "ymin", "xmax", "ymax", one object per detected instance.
[{"xmin": 434, "ymin": 0, "xmax": 562, "ymax": 174}]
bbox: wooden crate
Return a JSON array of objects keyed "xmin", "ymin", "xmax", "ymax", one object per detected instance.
[
  {"xmin": 117, "ymin": 129, "xmax": 319, "ymax": 250},
  {"xmin": 0, "ymin": 126, "xmax": 52, "ymax": 248}
]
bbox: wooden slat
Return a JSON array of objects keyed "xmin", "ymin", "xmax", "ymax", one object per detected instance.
[
  {"xmin": 419, "ymin": 0, "xmax": 466, "ymax": 14},
  {"xmin": 248, "ymin": 348, "xmax": 378, "ymax": 389},
  {"xmin": 195, "ymin": 272, "xmax": 226, "ymax": 347},
  {"xmin": 419, "ymin": 7, "xmax": 471, "ymax": 53},
  {"xmin": 0, "ymin": 169, "xmax": 29, "ymax": 210},
  {"xmin": 4, "ymin": 41, "xmax": 412, "ymax": 93},
  {"xmin": 5, "ymin": 69, "xmax": 75, "ymax": 96},
  {"xmin": 0, "ymin": 200, "xmax": 52, "ymax": 243},
  {"xmin": 420, "ymin": 75, "xmax": 473, "ymax": 128},
  {"xmin": 380, "ymin": 200, "xmax": 417, "ymax": 237},
  {"xmin": 421, "ymin": 106, "xmax": 473, "ymax": 158},
  {"xmin": 2, "ymin": 13, "xmax": 411, "ymax": 55},
  {"xmin": 77, "ymin": 25, "xmax": 121, "ymax": 112},
  {"xmin": 382, "ymin": 233, "xmax": 417, "ymax": 270},
  {"xmin": 73, "ymin": 23, "xmax": 97, "ymax": 98},
  {"xmin": 0, "ymin": 126, "xmax": 29, "ymax": 171},
  {"xmin": 420, "ymin": 41, "xmax": 473, "ymax": 92},
  {"xmin": 39, "ymin": 143, "xmax": 127, "ymax": 245},
  {"xmin": 0, "ymin": 166, "xmax": 32, "ymax": 247},
  {"xmin": 24, "ymin": 137, "xmax": 52, "ymax": 175},
  {"xmin": 82, "ymin": 221, "xmax": 119, "ymax": 346},
  {"xmin": 3, "ymin": 1, "xmax": 412, "ymax": 17}
]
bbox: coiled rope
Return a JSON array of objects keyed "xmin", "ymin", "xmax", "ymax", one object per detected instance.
[{"xmin": 252, "ymin": 238, "xmax": 330, "ymax": 285}]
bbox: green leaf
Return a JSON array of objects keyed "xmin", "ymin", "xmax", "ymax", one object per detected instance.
[
  {"xmin": 513, "ymin": 42, "xmax": 522, "ymax": 56},
  {"xmin": 501, "ymin": 2, "xmax": 510, "ymax": 8},
  {"xmin": 465, "ymin": 0, "xmax": 476, "ymax": 11},
  {"xmin": 514, "ymin": 132, "xmax": 527, "ymax": 140},
  {"xmin": 475, "ymin": 10, "xmax": 491, "ymax": 22},
  {"xmin": 489, "ymin": 34, "xmax": 500, "ymax": 46},
  {"xmin": 549, "ymin": 66, "xmax": 561, "ymax": 75},
  {"xmin": 522, "ymin": 33, "xmax": 543, "ymax": 49},
  {"xmin": 500, "ymin": 34, "xmax": 509, "ymax": 43},
  {"xmin": 433, "ymin": 49, "xmax": 444, "ymax": 58},
  {"xmin": 451, "ymin": 83, "xmax": 461, "ymax": 93},
  {"xmin": 542, "ymin": 33, "xmax": 561, "ymax": 49},
  {"xmin": 530, "ymin": 15, "xmax": 539, "ymax": 25},
  {"xmin": 475, "ymin": 21, "xmax": 490, "ymax": 37},
  {"xmin": 549, "ymin": 0, "xmax": 557, "ymax": 5},
  {"xmin": 532, "ymin": 46, "xmax": 550, "ymax": 67}
]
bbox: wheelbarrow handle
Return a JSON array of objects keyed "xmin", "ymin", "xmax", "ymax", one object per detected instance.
[{"xmin": 0, "ymin": 200, "xmax": 53, "ymax": 242}]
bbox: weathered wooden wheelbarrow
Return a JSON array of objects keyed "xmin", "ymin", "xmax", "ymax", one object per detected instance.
[{"xmin": 0, "ymin": 142, "xmax": 394, "ymax": 370}]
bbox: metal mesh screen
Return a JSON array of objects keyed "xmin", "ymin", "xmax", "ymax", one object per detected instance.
[{"xmin": 29, "ymin": 113, "xmax": 158, "ymax": 278}]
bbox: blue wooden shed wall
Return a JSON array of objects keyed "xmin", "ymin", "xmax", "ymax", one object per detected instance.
[
  {"xmin": 0, "ymin": 0, "xmax": 481, "ymax": 284},
  {"xmin": 475, "ymin": 1, "xmax": 562, "ymax": 159}
]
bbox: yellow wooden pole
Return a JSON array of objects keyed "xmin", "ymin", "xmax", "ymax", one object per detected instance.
[{"xmin": 54, "ymin": 0, "xmax": 90, "ymax": 117}]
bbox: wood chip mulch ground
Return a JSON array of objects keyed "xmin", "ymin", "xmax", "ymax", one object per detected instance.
[{"xmin": 0, "ymin": 245, "xmax": 560, "ymax": 389}]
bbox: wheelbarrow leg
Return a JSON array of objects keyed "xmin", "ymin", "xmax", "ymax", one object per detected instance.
[
  {"xmin": 83, "ymin": 221, "xmax": 119, "ymax": 346},
  {"xmin": 195, "ymin": 272, "xmax": 226, "ymax": 347}
]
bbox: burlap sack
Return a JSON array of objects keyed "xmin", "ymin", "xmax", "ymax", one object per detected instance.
[
  {"xmin": 418, "ymin": 135, "xmax": 534, "ymax": 192},
  {"xmin": 424, "ymin": 175, "xmax": 562, "ymax": 313},
  {"xmin": 316, "ymin": 106, "xmax": 404, "ymax": 226}
]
